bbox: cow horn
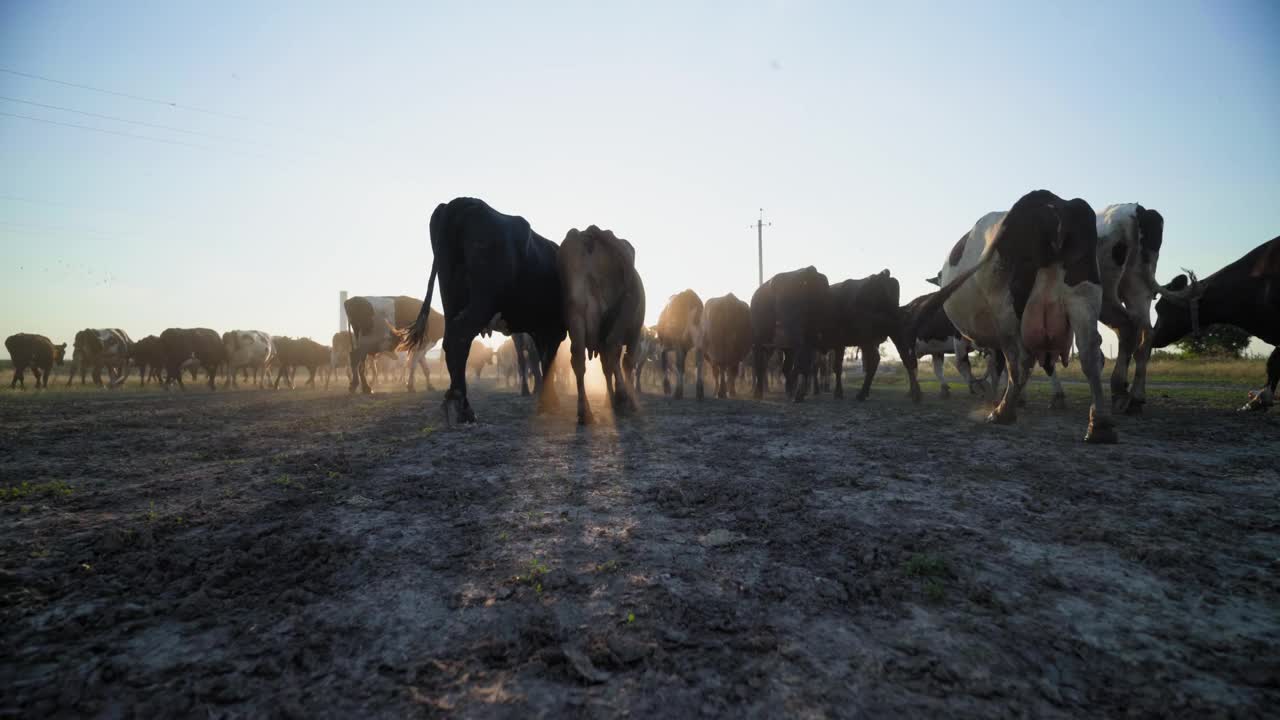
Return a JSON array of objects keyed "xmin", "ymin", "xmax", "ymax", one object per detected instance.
[
  {"xmin": 1160, "ymin": 268, "xmax": 1206, "ymax": 336},
  {"xmin": 1159, "ymin": 268, "xmax": 1205, "ymax": 305}
]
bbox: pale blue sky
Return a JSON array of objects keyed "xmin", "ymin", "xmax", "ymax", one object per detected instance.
[{"xmin": 2, "ymin": 1, "xmax": 1277, "ymax": 358}]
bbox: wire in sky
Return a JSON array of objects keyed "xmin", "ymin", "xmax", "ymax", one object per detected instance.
[
  {"xmin": 0, "ymin": 110, "xmax": 269, "ymax": 159},
  {"xmin": 0, "ymin": 95, "xmax": 259, "ymax": 145},
  {"xmin": 0, "ymin": 67, "xmax": 269, "ymax": 125}
]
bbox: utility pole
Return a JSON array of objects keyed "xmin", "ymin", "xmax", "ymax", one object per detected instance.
[{"xmin": 750, "ymin": 208, "xmax": 771, "ymax": 287}]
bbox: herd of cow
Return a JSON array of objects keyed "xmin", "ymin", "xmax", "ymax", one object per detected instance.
[{"xmin": 6, "ymin": 191, "xmax": 1278, "ymax": 444}]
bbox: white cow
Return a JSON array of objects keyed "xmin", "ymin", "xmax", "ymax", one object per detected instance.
[
  {"xmin": 222, "ymin": 330, "xmax": 275, "ymax": 388},
  {"xmin": 937, "ymin": 190, "xmax": 1114, "ymax": 443}
]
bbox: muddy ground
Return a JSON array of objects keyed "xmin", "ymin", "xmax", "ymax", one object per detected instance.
[{"xmin": 1, "ymin": 374, "xmax": 1277, "ymax": 718}]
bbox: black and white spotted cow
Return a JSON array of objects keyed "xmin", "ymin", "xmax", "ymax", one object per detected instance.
[
  {"xmin": 906, "ymin": 288, "xmax": 988, "ymax": 399},
  {"xmin": 67, "ymin": 328, "xmax": 133, "ymax": 388},
  {"xmin": 936, "ymin": 189, "xmax": 1114, "ymax": 443},
  {"xmin": 222, "ymin": 330, "xmax": 275, "ymax": 388},
  {"xmin": 1094, "ymin": 203, "xmax": 1165, "ymax": 414}
]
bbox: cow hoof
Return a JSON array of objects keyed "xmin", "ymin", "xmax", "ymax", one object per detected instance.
[
  {"xmin": 1123, "ymin": 397, "xmax": 1145, "ymax": 416},
  {"xmin": 1239, "ymin": 391, "xmax": 1272, "ymax": 412},
  {"xmin": 939, "ymin": 385, "xmax": 950, "ymax": 399},
  {"xmin": 833, "ymin": 388, "xmax": 844, "ymax": 400},
  {"xmin": 674, "ymin": 387, "xmax": 684, "ymax": 400},
  {"xmin": 855, "ymin": 391, "xmax": 869, "ymax": 402},
  {"xmin": 1049, "ymin": 393, "xmax": 1067, "ymax": 410},
  {"xmin": 663, "ymin": 381, "xmax": 672, "ymax": 396},
  {"xmin": 520, "ymin": 388, "xmax": 530, "ymax": 397},
  {"xmin": 753, "ymin": 390, "xmax": 763, "ymax": 400},
  {"xmin": 1111, "ymin": 391, "xmax": 1131, "ymax": 414},
  {"xmin": 1085, "ymin": 417, "xmax": 1118, "ymax": 444},
  {"xmin": 361, "ymin": 386, "xmax": 372, "ymax": 395},
  {"xmin": 909, "ymin": 388, "xmax": 922, "ymax": 404},
  {"xmin": 695, "ymin": 384, "xmax": 704, "ymax": 401},
  {"xmin": 578, "ymin": 410, "xmax": 594, "ymax": 426},
  {"xmin": 405, "ymin": 386, "xmax": 417, "ymax": 394}
]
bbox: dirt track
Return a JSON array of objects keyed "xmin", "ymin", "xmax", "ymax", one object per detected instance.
[{"xmin": 2, "ymin": 378, "xmax": 1277, "ymax": 718}]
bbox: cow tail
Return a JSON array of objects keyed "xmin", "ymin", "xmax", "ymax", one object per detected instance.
[{"xmin": 396, "ymin": 259, "xmax": 437, "ymax": 352}]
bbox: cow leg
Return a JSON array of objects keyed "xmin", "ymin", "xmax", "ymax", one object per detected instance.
[
  {"xmin": 1065, "ymin": 299, "xmax": 1115, "ymax": 444},
  {"xmin": 606, "ymin": 345, "xmax": 634, "ymax": 415},
  {"xmin": 1110, "ymin": 319, "xmax": 1137, "ymax": 414},
  {"xmin": 441, "ymin": 318, "xmax": 485, "ymax": 424},
  {"xmin": 988, "ymin": 343, "xmax": 1029, "ymax": 425},
  {"xmin": 928, "ymin": 353, "xmax": 948, "ymax": 398},
  {"xmin": 618, "ymin": 341, "xmax": 640, "ymax": 413},
  {"xmin": 778, "ymin": 348, "xmax": 788, "ymax": 397},
  {"xmin": 954, "ymin": 341, "xmax": 984, "ymax": 396},
  {"xmin": 1127, "ymin": 308, "xmax": 1154, "ymax": 415},
  {"xmin": 661, "ymin": 349, "xmax": 672, "ymax": 396},
  {"xmin": 10, "ymin": 364, "xmax": 21, "ymax": 389},
  {"xmin": 1241, "ymin": 347, "xmax": 1280, "ymax": 411},
  {"xmin": 891, "ymin": 335, "xmax": 923, "ymax": 404},
  {"xmin": 514, "ymin": 336, "xmax": 531, "ymax": 397},
  {"xmin": 568, "ymin": 328, "xmax": 594, "ymax": 425},
  {"xmin": 1045, "ymin": 360, "xmax": 1067, "ymax": 409},
  {"xmin": 855, "ymin": 344, "xmax": 879, "ymax": 401},
  {"xmin": 792, "ymin": 346, "xmax": 813, "ymax": 403},
  {"xmin": 694, "ymin": 347, "xmax": 704, "ymax": 401},
  {"xmin": 752, "ymin": 347, "xmax": 766, "ymax": 399},
  {"xmin": 674, "ymin": 348, "xmax": 687, "ymax": 399},
  {"xmin": 832, "ymin": 350, "xmax": 846, "ymax": 399}
]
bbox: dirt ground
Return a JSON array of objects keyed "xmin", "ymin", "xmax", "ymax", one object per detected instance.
[{"xmin": 2, "ymin": 373, "xmax": 1277, "ymax": 718}]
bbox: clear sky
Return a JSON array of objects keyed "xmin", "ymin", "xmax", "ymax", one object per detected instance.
[{"xmin": 2, "ymin": 1, "xmax": 1277, "ymax": 359}]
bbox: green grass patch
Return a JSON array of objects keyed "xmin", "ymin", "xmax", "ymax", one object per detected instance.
[
  {"xmin": 904, "ymin": 553, "xmax": 948, "ymax": 578},
  {"xmin": 1, "ymin": 480, "xmax": 73, "ymax": 502}
]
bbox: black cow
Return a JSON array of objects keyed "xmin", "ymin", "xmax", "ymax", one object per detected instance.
[
  {"xmin": 821, "ymin": 270, "xmax": 925, "ymax": 402},
  {"xmin": 397, "ymin": 197, "xmax": 567, "ymax": 423},
  {"xmin": 5, "ymin": 333, "xmax": 66, "ymax": 389},
  {"xmin": 750, "ymin": 266, "xmax": 830, "ymax": 402},
  {"xmin": 129, "ymin": 335, "xmax": 167, "ymax": 385},
  {"xmin": 160, "ymin": 328, "xmax": 226, "ymax": 390},
  {"xmin": 1153, "ymin": 236, "xmax": 1280, "ymax": 411}
]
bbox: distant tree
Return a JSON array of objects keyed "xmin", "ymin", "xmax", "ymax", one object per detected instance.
[{"xmin": 1173, "ymin": 324, "xmax": 1251, "ymax": 359}]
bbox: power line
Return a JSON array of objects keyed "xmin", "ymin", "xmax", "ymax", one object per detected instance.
[
  {"xmin": 0, "ymin": 95, "xmax": 258, "ymax": 145},
  {"xmin": 0, "ymin": 67, "xmax": 267, "ymax": 125},
  {"xmin": 0, "ymin": 110, "xmax": 268, "ymax": 159}
]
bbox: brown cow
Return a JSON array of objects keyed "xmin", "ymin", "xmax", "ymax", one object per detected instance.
[
  {"xmin": 466, "ymin": 340, "xmax": 494, "ymax": 379},
  {"xmin": 5, "ymin": 333, "xmax": 66, "ymax": 389},
  {"xmin": 701, "ymin": 293, "xmax": 752, "ymax": 398},
  {"xmin": 345, "ymin": 295, "xmax": 443, "ymax": 393},
  {"xmin": 656, "ymin": 290, "xmax": 704, "ymax": 400},
  {"xmin": 272, "ymin": 336, "xmax": 333, "ymax": 389},
  {"xmin": 557, "ymin": 225, "xmax": 646, "ymax": 424}
]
